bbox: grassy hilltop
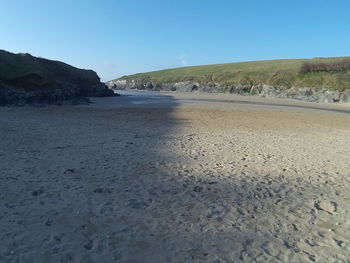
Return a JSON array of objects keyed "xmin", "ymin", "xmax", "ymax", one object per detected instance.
[
  {"xmin": 0, "ymin": 49, "xmax": 100, "ymax": 91},
  {"xmin": 117, "ymin": 57, "xmax": 350, "ymax": 91},
  {"xmin": 0, "ymin": 49, "xmax": 114, "ymax": 105}
]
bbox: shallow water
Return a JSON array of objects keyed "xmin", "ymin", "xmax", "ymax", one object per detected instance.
[
  {"xmin": 114, "ymin": 89, "xmax": 164, "ymax": 97},
  {"xmin": 96, "ymin": 89, "xmax": 350, "ymax": 114}
]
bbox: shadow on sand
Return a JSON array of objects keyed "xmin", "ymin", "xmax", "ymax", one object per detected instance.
[{"xmin": 0, "ymin": 95, "xmax": 347, "ymax": 262}]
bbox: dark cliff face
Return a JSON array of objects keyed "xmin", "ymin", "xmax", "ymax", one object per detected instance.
[{"xmin": 0, "ymin": 50, "xmax": 115, "ymax": 105}]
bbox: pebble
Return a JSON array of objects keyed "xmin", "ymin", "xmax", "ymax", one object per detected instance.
[
  {"xmin": 31, "ymin": 189, "xmax": 44, "ymax": 196},
  {"xmin": 193, "ymin": 186, "xmax": 203, "ymax": 192},
  {"xmin": 94, "ymin": 187, "xmax": 113, "ymax": 194},
  {"xmin": 45, "ymin": 218, "xmax": 53, "ymax": 226},
  {"xmin": 315, "ymin": 200, "xmax": 337, "ymax": 214},
  {"xmin": 64, "ymin": 168, "xmax": 75, "ymax": 174},
  {"xmin": 84, "ymin": 240, "xmax": 93, "ymax": 250}
]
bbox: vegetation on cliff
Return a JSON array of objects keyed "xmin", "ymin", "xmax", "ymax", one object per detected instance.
[
  {"xmin": 0, "ymin": 50, "xmax": 114, "ymax": 105},
  {"xmin": 116, "ymin": 57, "xmax": 350, "ymax": 91}
]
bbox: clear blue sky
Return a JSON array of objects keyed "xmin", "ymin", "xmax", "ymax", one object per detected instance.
[{"xmin": 1, "ymin": 0, "xmax": 349, "ymax": 81}]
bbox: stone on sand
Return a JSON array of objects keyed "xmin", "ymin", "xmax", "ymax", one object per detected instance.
[{"xmin": 315, "ymin": 200, "xmax": 337, "ymax": 214}]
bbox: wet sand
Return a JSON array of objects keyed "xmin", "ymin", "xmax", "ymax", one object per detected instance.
[{"xmin": 0, "ymin": 92, "xmax": 349, "ymax": 262}]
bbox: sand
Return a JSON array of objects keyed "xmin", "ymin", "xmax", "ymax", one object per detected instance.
[{"xmin": 0, "ymin": 93, "xmax": 349, "ymax": 262}]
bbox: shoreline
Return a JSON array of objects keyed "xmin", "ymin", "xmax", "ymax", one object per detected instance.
[{"xmin": 91, "ymin": 89, "xmax": 350, "ymax": 115}]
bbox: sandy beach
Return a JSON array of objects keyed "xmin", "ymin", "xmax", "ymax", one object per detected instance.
[{"xmin": 1, "ymin": 92, "xmax": 350, "ymax": 262}]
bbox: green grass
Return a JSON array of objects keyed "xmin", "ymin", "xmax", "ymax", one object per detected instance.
[
  {"xmin": 0, "ymin": 49, "xmax": 100, "ymax": 91},
  {"xmin": 116, "ymin": 57, "xmax": 350, "ymax": 91}
]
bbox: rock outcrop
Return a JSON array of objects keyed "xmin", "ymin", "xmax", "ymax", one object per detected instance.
[
  {"xmin": 107, "ymin": 79, "xmax": 350, "ymax": 103},
  {"xmin": 0, "ymin": 50, "xmax": 115, "ymax": 105}
]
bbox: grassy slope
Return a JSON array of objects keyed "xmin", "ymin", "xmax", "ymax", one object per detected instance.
[
  {"xmin": 117, "ymin": 57, "xmax": 350, "ymax": 91},
  {"xmin": 0, "ymin": 50, "xmax": 99, "ymax": 91}
]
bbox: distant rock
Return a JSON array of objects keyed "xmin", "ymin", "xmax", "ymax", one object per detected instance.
[{"xmin": 0, "ymin": 50, "xmax": 115, "ymax": 105}]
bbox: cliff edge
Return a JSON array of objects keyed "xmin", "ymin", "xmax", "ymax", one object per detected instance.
[
  {"xmin": 0, "ymin": 50, "xmax": 115, "ymax": 105},
  {"xmin": 107, "ymin": 58, "xmax": 350, "ymax": 103}
]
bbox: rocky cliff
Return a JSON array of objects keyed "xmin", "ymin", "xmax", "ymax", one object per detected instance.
[
  {"xmin": 107, "ymin": 79, "xmax": 350, "ymax": 103},
  {"xmin": 107, "ymin": 57, "xmax": 350, "ymax": 103},
  {"xmin": 0, "ymin": 50, "xmax": 115, "ymax": 105}
]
